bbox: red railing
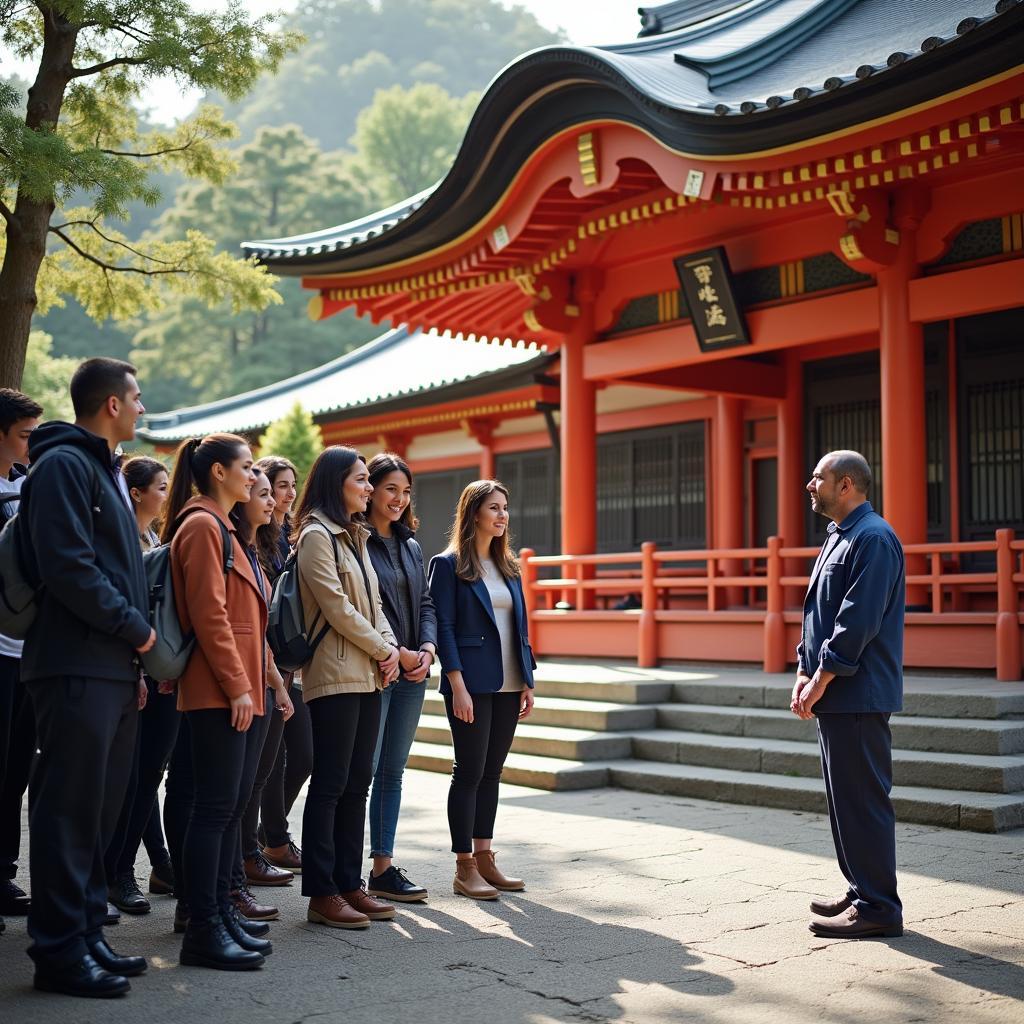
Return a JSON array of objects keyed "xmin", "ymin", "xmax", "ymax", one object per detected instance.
[{"xmin": 520, "ymin": 528, "xmax": 1024, "ymax": 681}]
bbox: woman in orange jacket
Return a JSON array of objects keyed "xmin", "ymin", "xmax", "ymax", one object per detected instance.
[{"xmin": 163, "ymin": 434, "xmax": 284, "ymax": 971}]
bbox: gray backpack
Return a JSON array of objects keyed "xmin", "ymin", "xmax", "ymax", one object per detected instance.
[
  {"xmin": 140, "ymin": 510, "xmax": 233, "ymax": 681},
  {"xmin": 0, "ymin": 446, "xmax": 98, "ymax": 639}
]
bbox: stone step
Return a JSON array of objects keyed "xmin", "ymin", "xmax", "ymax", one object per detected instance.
[
  {"xmin": 655, "ymin": 704, "xmax": 1024, "ymax": 755},
  {"xmin": 606, "ymin": 760, "xmax": 1024, "ymax": 832},
  {"xmin": 415, "ymin": 718, "xmax": 633, "ymax": 762},
  {"xmin": 531, "ymin": 665, "xmax": 673, "ymax": 705},
  {"xmin": 405, "ymin": 741, "xmax": 609, "ymax": 791},
  {"xmin": 422, "ymin": 690, "xmax": 657, "ymax": 731},
  {"xmin": 669, "ymin": 677, "xmax": 1024, "ymax": 721},
  {"xmin": 630, "ymin": 730, "xmax": 1024, "ymax": 794}
]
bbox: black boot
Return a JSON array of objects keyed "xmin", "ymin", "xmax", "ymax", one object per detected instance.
[
  {"xmin": 221, "ymin": 905, "xmax": 273, "ymax": 956},
  {"xmin": 108, "ymin": 873, "xmax": 151, "ymax": 915},
  {"xmin": 0, "ymin": 878, "xmax": 31, "ymax": 915},
  {"xmin": 86, "ymin": 938, "xmax": 148, "ymax": 977},
  {"xmin": 236, "ymin": 913, "xmax": 270, "ymax": 938},
  {"xmin": 180, "ymin": 915, "xmax": 264, "ymax": 971},
  {"xmin": 33, "ymin": 953, "xmax": 130, "ymax": 998}
]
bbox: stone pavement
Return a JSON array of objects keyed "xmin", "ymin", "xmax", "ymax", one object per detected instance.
[{"xmin": 1, "ymin": 769, "xmax": 1022, "ymax": 1023}]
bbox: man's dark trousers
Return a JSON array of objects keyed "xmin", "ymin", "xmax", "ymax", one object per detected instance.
[
  {"xmin": 0, "ymin": 655, "xmax": 34, "ymax": 881},
  {"xmin": 26, "ymin": 677, "xmax": 138, "ymax": 967},
  {"xmin": 816, "ymin": 711, "xmax": 901, "ymax": 926}
]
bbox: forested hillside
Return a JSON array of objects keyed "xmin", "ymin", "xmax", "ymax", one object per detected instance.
[{"xmin": 32, "ymin": 0, "xmax": 561, "ymax": 413}]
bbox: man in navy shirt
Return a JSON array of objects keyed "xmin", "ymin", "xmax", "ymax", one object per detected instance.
[{"xmin": 792, "ymin": 450, "xmax": 905, "ymax": 939}]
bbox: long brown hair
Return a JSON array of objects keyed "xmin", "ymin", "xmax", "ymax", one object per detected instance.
[
  {"xmin": 255, "ymin": 455, "xmax": 295, "ymax": 567},
  {"xmin": 292, "ymin": 445, "xmax": 365, "ymax": 542},
  {"xmin": 446, "ymin": 479, "xmax": 519, "ymax": 582},
  {"xmin": 365, "ymin": 451, "xmax": 419, "ymax": 532},
  {"xmin": 161, "ymin": 433, "xmax": 248, "ymax": 543},
  {"xmin": 229, "ymin": 468, "xmax": 279, "ymax": 568}
]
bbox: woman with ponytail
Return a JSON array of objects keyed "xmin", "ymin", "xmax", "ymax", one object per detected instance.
[{"xmin": 162, "ymin": 434, "xmax": 282, "ymax": 971}]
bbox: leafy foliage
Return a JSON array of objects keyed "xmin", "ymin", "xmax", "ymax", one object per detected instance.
[
  {"xmin": 257, "ymin": 402, "xmax": 324, "ymax": 488},
  {"xmin": 21, "ymin": 331, "xmax": 76, "ymax": 422}
]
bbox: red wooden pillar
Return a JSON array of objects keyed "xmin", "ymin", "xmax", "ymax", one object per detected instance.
[
  {"xmin": 560, "ymin": 280, "xmax": 598, "ymax": 608},
  {"xmin": 777, "ymin": 349, "xmax": 806, "ymax": 605},
  {"xmin": 714, "ymin": 395, "xmax": 744, "ymax": 607},
  {"xmin": 462, "ymin": 418, "xmax": 495, "ymax": 480},
  {"xmin": 879, "ymin": 193, "xmax": 929, "ymax": 605}
]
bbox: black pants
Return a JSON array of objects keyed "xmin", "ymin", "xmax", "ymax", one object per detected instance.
[
  {"xmin": 229, "ymin": 694, "xmax": 275, "ymax": 890},
  {"xmin": 261, "ymin": 682, "xmax": 313, "ymax": 848},
  {"xmin": 183, "ymin": 708, "xmax": 264, "ymax": 921},
  {"xmin": 241, "ymin": 688, "xmax": 283, "ymax": 859},
  {"xmin": 0, "ymin": 655, "xmax": 34, "ymax": 882},
  {"xmin": 444, "ymin": 691, "xmax": 520, "ymax": 854},
  {"xmin": 302, "ymin": 691, "xmax": 380, "ymax": 896},
  {"xmin": 816, "ymin": 712, "xmax": 902, "ymax": 925},
  {"xmin": 164, "ymin": 713, "xmax": 193, "ymax": 906},
  {"xmin": 26, "ymin": 676, "xmax": 137, "ymax": 967},
  {"xmin": 106, "ymin": 679, "xmax": 181, "ymax": 879}
]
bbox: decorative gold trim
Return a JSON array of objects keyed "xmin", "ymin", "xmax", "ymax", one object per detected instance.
[
  {"xmin": 336, "ymin": 399, "xmax": 538, "ymax": 437},
  {"xmin": 578, "ymin": 131, "xmax": 599, "ymax": 186}
]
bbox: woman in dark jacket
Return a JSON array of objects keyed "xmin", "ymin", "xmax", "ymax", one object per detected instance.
[
  {"xmin": 427, "ymin": 479, "xmax": 535, "ymax": 902},
  {"xmin": 363, "ymin": 453, "xmax": 437, "ymax": 902},
  {"xmin": 255, "ymin": 456, "xmax": 313, "ymax": 874}
]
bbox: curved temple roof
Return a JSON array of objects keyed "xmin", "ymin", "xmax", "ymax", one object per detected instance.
[
  {"xmin": 243, "ymin": 0, "xmax": 1023, "ymax": 274},
  {"xmin": 137, "ymin": 328, "xmax": 550, "ymax": 444}
]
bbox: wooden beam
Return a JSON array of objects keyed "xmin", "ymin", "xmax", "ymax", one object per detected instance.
[
  {"xmin": 626, "ymin": 358, "xmax": 786, "ymax": 399},
  {"xmin": 908, "ymin": 257, "xmax": 1024, "ymax": 322}
]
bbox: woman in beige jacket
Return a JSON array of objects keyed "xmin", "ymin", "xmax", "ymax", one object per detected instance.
[{"xmin": 294, "ymin": 446, "xmax": 401, "ymax": 930}]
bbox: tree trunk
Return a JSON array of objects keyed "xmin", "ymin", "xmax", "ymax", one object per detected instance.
[{"xmin": 0, "ymin": 5, "xmax": 78, "ymax": 389}]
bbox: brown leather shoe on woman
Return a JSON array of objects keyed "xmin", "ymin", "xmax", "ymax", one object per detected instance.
[
  {"xmin": 307, "ymin": 895, "xmax": 370, "ymax": 930},
  {"xmin": 473, "ymin": 850, "xmax": 524, "ymax": 891},
  {"xmin": 231, "ymin": 886, "xmax": 280, "ymax": 921},
  {"xmin": 339, "ymin": 888, "xmax": 395, "ymax": 920},
  {"xmin": 244, "ymin": 851, "xmax": 294, "ymax": 887},
  {"xmin": 453, "ymin": 857, "xmax": 499, "ymax": 900},
  {"xmin": 262, "ymin": 841, "xmax": 302, "ymax": 873}
]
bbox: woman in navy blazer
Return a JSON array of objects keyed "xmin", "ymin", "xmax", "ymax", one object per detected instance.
[{"xmin": 428, "ymin": 479, "xmax": 535, "ymax": 900}]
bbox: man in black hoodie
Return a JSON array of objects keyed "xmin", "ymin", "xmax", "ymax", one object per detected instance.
[{"xmin": 20, "ymin": 358, "xmax": 155, "ymax": 998}]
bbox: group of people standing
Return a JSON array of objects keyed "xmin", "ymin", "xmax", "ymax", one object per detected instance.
[{"xmin": 0, "ymin": 357, "xmax": 536, "ymax": 998}]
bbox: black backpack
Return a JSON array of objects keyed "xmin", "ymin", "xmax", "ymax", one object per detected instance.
[
  {"xmin": 140, "ymin": 510, "xmax": 233, "ymax": 681},
  {"xmin": 267, "ymin": 523, "xmax": 340, "ymax": 673}
]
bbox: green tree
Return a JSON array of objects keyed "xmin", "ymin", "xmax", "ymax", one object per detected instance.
[
  {"xmin": 215, "ymin": 0, "xmax": 561, "ymax": 148},
  {"xmin": 20, "ymin": 330, "xmax": 76, "ymax": 421},
  {"xmin": 348, "ymin": 83, "xmax": 477, "ymax": 206},
  {"xmin": 130, "ymin": 124, "xmax": 377, "ymax": 411},
  {"xmin": 0, "ymin": 2, "xmax": 303, "ymax": 388},
  {"xmin": 257, "ymin": 402, "xmax": 323, "ymax": 488}
]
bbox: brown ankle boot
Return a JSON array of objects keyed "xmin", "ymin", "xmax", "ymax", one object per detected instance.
[
  {"xmin": 339, "ymin": 888, "xmax": 395, "ymax": 920},
  {"xmin": 307, "ymin": 894, "xmax": 370, "ymax": 929},
  {"xmin": 453, "ymin": 857, "xmax": 498, "ymax": 900},
  {"xmin": 473, "ymin": 850, "xmax": 524, "ymax": 891}
]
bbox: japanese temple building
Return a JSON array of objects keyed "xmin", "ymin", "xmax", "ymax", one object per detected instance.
[{"xmin": 145, "ymin": 0, "xmax": 1024, "ymax": 678}]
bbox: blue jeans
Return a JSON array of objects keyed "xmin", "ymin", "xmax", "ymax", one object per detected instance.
[{"xmin": 368, "ymin": 679, "xmax": 426, "ymax": 858}]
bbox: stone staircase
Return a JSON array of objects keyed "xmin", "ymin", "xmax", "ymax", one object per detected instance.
[{"xmin": 406, "ymin": 661, "xmax": 1024, "ymax": 832}]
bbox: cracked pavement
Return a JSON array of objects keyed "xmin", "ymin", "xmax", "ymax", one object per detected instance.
[{"xmin": 1, "ymin": 770, "xmax": 1022, "ymax": 1023}]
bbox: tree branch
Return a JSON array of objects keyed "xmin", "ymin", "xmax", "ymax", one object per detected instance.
[
  {"xmin": 50, "ymin": 220, "xmax": 176, "ymax": 266},
  {"xmin": 0, "ymin": 197, "xmax": 14, "ymax": 225},
  {"xmin": 69, "ymin": 56, "xmax": 148, "ymax": 78},
  {"xmin": 49, "ymin": 226, "xmax": 180, "ymax": 276},
  {"xmin": 98, "ymin": 142, "xmax": 206, "ymax": 159}
]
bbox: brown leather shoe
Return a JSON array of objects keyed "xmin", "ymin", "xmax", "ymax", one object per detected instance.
[
  {"xmin": 263, "ymin": 841, "xmax": 302, "ymax": 874},
  {"xmin": 473, "ymin": 850, "xmax": 524, "ymax": 891},
  {"xmin": 307, "ymin": 894, "xmax": 370, "ymax": 930},
  {"xmin": 809, "ymin": 905, "xmax": 903, "ymax": 939},
  {"xmin": 244, "ymin": 851, "xmax": 294, "ymax": 887},
  {"xmin": 339, "ymin": 888, "xmax": 395, "ymax": 920},
  {"xmin": 809, "ymin": 894, "xmax": 852, "ymax": 917},
  {"xmin": 453, "ymin": 857, "xmax": 498, "ymax": 900},
  {"xmin": 232, "ymin": 886, "xmax": 280, "ymax": 921}
]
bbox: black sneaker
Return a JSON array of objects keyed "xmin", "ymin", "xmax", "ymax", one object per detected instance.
[
  {"xmin": 0, "ymin": 878, "xmax": 31, "ymax": 915},
  {"xmin": 108, "ymin": 873, "xmax": 151, "ymax": 915},
  {"xmin": 148, "ymin": 858, "xmax": 175, "ymax": 896},
  {"xmin": 366, "ymin": 865, "xmax": 428, "ymax": 903}
]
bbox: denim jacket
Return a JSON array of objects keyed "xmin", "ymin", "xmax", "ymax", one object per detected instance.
[{"xmin": 797, "ymin": 502, "xmax": 905, "ymax": 714}]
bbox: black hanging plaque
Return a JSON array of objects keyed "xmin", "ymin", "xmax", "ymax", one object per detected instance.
[{"xmin": 673, "ymin": 247, "xmax": 750, "ymax": 352}]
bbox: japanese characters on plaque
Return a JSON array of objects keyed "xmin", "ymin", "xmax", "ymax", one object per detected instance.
[{"xmin": 673, "ymin": 247, "xmax": 750, "ymax": 352}]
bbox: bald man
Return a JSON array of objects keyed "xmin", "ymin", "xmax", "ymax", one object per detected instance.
[{"xmin": 792, "ymin": 450, "xmax": 905, "ymax": 939}]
